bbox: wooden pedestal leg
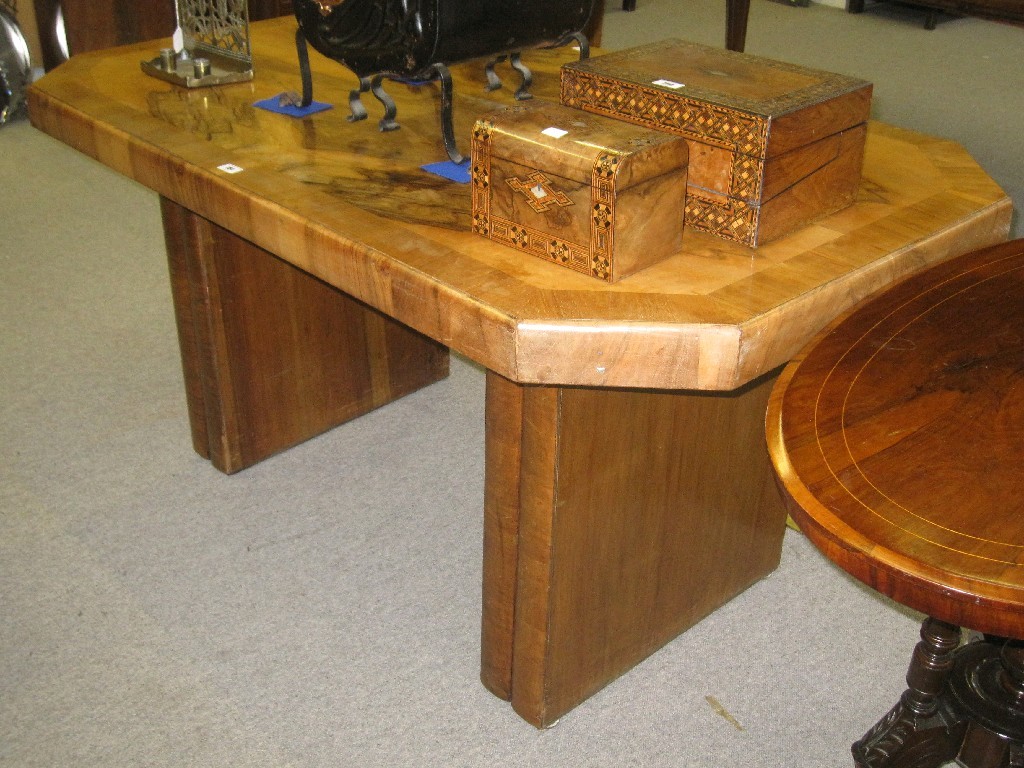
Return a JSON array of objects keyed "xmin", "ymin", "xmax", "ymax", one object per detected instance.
[
  {"xmin": 480, "ymin": 370, "xmax": 788, "ymax": 727},
  {"xmin": 480, "ymin": 370, "xmax": 526, "ymax": 700},
  {"xmin": 853, "ymin": 618, "xmax": 965, "ymax": 768},
  {"xmin": 726, "ymin": 0, "xmax": 751, "ymax": 52},
  {"xmin": 948, "ymin": 639, "xmax": 1024, "ymax": 767},
  {"xmin": 995, "ymin": 643, "xmax": 1024, "ymax": 766},
  {"xmin": 160, "ymin": 197, "xmax": 449, "ymax": 473}
]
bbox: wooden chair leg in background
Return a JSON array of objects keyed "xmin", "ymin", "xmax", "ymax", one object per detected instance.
[{"xmin": 726, "ymin": 0, "xmax": 751, "ymax": 51}]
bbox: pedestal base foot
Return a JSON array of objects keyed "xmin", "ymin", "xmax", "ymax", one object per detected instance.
[{"xmin": 855, "ymin": 619, "xmax": 1024, "ymax": 768}]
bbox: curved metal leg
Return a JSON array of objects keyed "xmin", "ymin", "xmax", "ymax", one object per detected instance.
[
  {"xmin": 370, "ymin": 74, "xmax": 400, "ymax": 132},
  {"xmin": 484, "ymin": 55, "xmax": 507, "ymax": 92},
  {"xmin": 565, "ymin": 31, "xmax": 591, "ymax": 60},
  {"xmin": 294, "ymin": 29, "xmax": 314, "ymax": 107},
  {"xmin": 347, "ymin": 76, "xmax": 371, "ymax": 122},
  {"xmin": 428, "ymin": 63, "xmax": 465, "ymax": 165},
  {"xmin": 509, "ymin": 53, "xmax": 533, "ymax": 101}
]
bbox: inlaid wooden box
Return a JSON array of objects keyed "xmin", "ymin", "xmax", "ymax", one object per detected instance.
[
  {"xmin": 561, "ymin": 39, "xmax": 873, "ymax": 247},
  {"xmin": 471, "ymin": 103, "xmax": 689, "ymax": 282}
]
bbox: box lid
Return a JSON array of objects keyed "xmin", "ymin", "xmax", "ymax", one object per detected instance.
[
  {"xmin": 561, "ymin": 39, "xmax": 872, "ymax": 159},
  {"xmin": 474, "ymin": 103, "xmax": 688, "ymax": 188}
]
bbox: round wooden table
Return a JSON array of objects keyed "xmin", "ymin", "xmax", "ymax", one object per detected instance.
[{"xmin": 767, "ymin": 239, "xmax": 1024, "ymax": 768}]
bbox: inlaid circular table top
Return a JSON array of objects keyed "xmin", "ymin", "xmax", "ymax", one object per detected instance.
[{"xmin": 767, "ymin": 238, "xmax": 1024, "ymax": 639}]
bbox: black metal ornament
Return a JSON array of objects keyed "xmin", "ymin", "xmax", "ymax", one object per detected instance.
[{"xmin": 291, "ymin": 0, "xmax": 594, "ymax": 163}]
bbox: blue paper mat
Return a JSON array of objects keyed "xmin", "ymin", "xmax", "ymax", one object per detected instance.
[
  {"xmin": 255, "ymin": 94, "xmax": 469, "ymax": 184},
  {"xmin": 421, "ymin": 160, "xmax": 471, "ymax": 184},
  {"xmin": 254, "ymin": 95, "xmax": 333, "ymax": 118}
]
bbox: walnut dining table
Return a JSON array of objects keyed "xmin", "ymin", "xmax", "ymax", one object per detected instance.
[{"xmin": 27, "ymin": 17, "xmax": 1012, "ymax": 727}]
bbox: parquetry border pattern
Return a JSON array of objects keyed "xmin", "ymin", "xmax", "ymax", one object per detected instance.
[{"xmin": 561, "ymin": 71, "xmax": 765, "ymax": 246}]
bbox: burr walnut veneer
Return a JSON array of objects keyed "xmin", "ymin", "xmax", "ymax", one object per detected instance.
[{"xmin": 27, "ymin": 18, "xmax": 1011, "ymax": 727}]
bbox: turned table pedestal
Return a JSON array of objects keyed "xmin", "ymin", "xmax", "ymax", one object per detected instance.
[{"xmin": 768, "ymin": 239, "xmax": 1024, "ymax": 767}]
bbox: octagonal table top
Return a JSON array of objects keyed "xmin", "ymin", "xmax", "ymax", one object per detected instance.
[{"xmin": 28, "ymin": 17, "xmax": 1012, "ymax": 390}]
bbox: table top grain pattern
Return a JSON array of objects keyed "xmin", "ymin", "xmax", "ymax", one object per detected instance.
[
  {"xmin": 27, "ymin": 17, "xmax": 1012, "ymax": 390},
  {"xmin": 768, "ymin": 239, "xmax": 1024, "ymax": 638}
]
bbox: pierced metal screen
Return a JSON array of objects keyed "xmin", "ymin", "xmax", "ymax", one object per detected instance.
[
  {"xmin": 141, "ymin": 0, "xmax": 253, "ymax": 87},
  {"xmin": 177, "ymin": 0, "xmax": 251, "ymax": 63}
]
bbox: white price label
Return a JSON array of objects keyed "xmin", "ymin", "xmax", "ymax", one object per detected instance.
[
  {"xmin": 652, "ymin": 79, "xmax": 685, "ymax": 89},
  {"xmin": 541, "ymin": 127, "xmax": 569, "ymax": 139}
]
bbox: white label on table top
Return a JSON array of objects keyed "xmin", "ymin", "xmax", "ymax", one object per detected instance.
[
  {"xmin": 652, "ymin": 79, "xmax": 685, "ymax": 89},
  {"xmin": 541, "ymin": 127, "xmax": 569, "ymax": 139},
  {"xmin": 217, "ymin": 163, "xmax": 244, "ymax": 174}
]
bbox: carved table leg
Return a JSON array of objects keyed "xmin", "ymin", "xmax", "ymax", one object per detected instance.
[
  {"xmin": 948, "ymin": 639, "xmax": 1024, "ymax": 767},
  {"xmin": 853, "ymin": 617, "xmax": 965, "ymax": 768}
]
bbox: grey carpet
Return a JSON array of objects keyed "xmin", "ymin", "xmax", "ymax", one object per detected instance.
[{"xmin": 2, "ymin": 2, "xmax": 1020, "ymax": 765}]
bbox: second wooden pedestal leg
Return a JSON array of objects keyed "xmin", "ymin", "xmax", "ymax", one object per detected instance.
[
  {"xmin": 161, "ymin": 197, "xmax": 449, "ymax": 473},
  {"xmin": 853, "ymin": 618, "xmax": 968, "ymax": 768},
  {"xmin": 726, "ymin": 0, "xmax": 751, "ymax": 52},
  {"xmin": 481, "ymin": 371, "xmax": 788, "ymax": 727}
]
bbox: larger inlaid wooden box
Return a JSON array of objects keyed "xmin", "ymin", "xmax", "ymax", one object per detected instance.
[
  {"xmin": 560, "ymin": 39, "xmax": 873, "ymax": 247},
  {"xmin": 471, "ymin": 103, "xmax": 689, "ymax": 282}
]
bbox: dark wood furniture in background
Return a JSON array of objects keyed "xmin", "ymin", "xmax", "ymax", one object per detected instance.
[
  {"xmin": 31, "ymin": 0, "xmax": 607, "ymax": 66},
  {"xmin": 59, "ymin": 0, "xmax": 174, "ymax": 59},
  {"xmin": 585, "ymin": 1, "xmax": 605, "ymax": 45},
  {"xmin": 848, "ymin": 0, "xmax": 1024, "ymax": 29},
  {"xmin": 726, "ymin": 0, "xmax": 752, "ymax": 50},
  {"xmin": 31, "ymin": 0, "xmax": 66, "ymax": 70},
  {"xmin": 768, "ymin": 239, "xmax": 1024, "ymax": 766},
  {"xmin": 619, "ymin": 0, "xmax": 752, "ymax": 50},
  {"xmin": 30, "ymin": 0, "xmax": 750, "ymax": 72},
  {"xmin": 31, "ymin": 0, "xmax": 294, "ymax": 70}
]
